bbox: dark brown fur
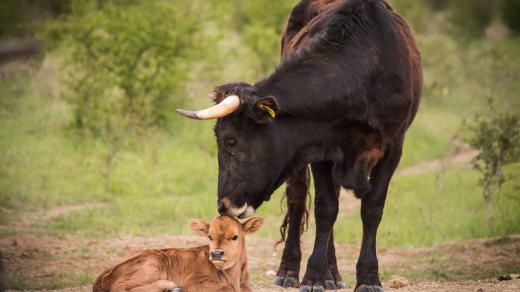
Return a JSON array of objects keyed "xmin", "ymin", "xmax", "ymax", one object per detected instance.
[{"xmin": 211, "ymin": 1, "xmax": 422, "ymax": 290}]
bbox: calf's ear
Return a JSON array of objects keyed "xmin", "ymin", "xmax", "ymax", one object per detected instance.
[
  {"xmin": 242, "ymin": 217, "xmax": 264, "ymax": 234},
  {"xmin": 249, "ymin": 96, "xmax": 279, "ymax": 124},
  {"xmin": 190, "ymin": 219, "xmax": 210, "ymax": 236}
]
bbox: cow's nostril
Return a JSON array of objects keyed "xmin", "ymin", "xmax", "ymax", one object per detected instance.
[
  {"xmin": 210, "ymin": 250, "xmax": 224, "ymax": 260},
  {"xmin": 217, "ymin": 202, "xmax": 226, "ymax": 214}
]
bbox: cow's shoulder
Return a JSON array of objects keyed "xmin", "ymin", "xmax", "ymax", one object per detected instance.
[{"xmin": 281, "ymin": 0, "xmax": 385, "ymax": 58}]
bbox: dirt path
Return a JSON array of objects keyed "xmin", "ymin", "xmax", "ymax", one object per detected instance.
[
  {"xmin": 397, "ymin": 139, "xmax": 479, "ymax": 176},
  {"xmin": 1, "ymin": 234, "xmax": 519, "ymax": 291},
  {"xmin": 0, "ymin": 203, "xmax": 107, "ymax": 233},
  {"xmin": 13, "ymin": 278, "xmax": 520, "ymax": 292},
  {"xmin": 397, "ymin": 149, "xmax": 479, "ymax": 176},
  {"xmin": 3, "ymin": 141, "xmax": 516, "ymax": 291}
]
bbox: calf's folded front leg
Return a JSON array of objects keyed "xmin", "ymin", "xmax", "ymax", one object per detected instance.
[{"xmin": 112, "ymin": 279, "xmax": 179, "ymax": 292}]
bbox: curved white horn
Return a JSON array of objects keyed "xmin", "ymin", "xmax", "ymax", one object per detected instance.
[{"xmin": 175, "ymin": 95, "xmax": 240, "ymax": 120}]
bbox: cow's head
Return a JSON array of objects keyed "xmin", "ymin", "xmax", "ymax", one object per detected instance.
[
  {"xmin": 190, "ymin": 215, "xmax": 264, "ymax": 270},
  {"xmin": 177, "ymin": 83, "xmax": 288, "ymax": 218}
]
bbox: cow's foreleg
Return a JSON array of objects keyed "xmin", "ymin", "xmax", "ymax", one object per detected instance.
[
  {"xmin": 300, "ymin": 161, "xmax": 339, "ymax": 292},
  {"xmin": 274, "ymin": 165, "xmax": 309, "ymax": 288},
  {"xmin": 355, "ymin": 140, "xmax": 403, "ymax": 292},
  {"xmin": 326, "ymin": 230, "xmax": 346, "ymax": 290}
]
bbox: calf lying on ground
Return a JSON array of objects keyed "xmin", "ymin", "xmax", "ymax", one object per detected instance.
[{"xmin": 93, "ymin": 216, "xmax": 264, "ymax": 292}]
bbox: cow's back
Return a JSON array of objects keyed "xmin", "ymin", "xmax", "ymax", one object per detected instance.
[{"xmin": 280, "ymin": 0, "xmax": 422, "ymax": 135}]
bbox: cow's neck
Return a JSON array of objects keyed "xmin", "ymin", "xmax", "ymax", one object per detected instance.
[
  {"xmin": 275, "ymin": 117, "xmax": 341, "ymax": 165},
  {"xmin": 254, "ymin": 50, "xmax": 371, "ymax": 122}
]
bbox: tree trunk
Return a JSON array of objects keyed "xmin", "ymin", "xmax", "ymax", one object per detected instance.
[{"xmin": 485, "ymin": 185, "xmax": 493, "ymax": 237}]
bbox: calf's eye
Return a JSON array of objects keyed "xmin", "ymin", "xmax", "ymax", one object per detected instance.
[
  {"xmin": 208, "ymin": 235, "xmax": 213, "ymax": 241},
  {"xmin": 231, "ymin": 235, "xmax": 238, "ymax": 241}
]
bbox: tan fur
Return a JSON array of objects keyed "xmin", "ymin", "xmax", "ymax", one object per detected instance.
[{"xmin": 93, "ymin": 216, "xmax": 263, "ymax": 292}]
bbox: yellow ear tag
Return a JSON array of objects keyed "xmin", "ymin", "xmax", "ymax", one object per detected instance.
[{"xmin": 259, "ymin": 104, "xmax": 276, "ymax": 119}]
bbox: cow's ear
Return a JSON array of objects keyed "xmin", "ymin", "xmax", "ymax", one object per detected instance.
[
  {"xmin": 190, "ymin": 219, "xmax": 209, "ymax": 236},
  {"xmin": 250, "ymin": 96, "xmax": 279, "ymax": 123},
  {"xmin": 242, "ymin": 217, "xmax": 264, "ymax": 234}
]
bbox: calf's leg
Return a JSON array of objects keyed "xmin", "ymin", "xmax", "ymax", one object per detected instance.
[
  {"xmin": 300, "ymin": 161, "xmax": 339, "ymax": 292},
  {"xmin": 355, "ymin": 139, "xmax": 403, "ymax": 292},
  {"xmin": 274, "ymin": 165, "xmax": 309, "ymax": 288}
]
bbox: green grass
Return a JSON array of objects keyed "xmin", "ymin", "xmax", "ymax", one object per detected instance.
[
  {"xmin": 2, "ymin": 5, "xmax": 520, "ymax": 291},
  {"xmin": 1, "ymin": 34, "xmax": 520, "ymax": 249},
  {"xmin": 1, "ymin": 70, "xmax": 519, "ymax": 247}
]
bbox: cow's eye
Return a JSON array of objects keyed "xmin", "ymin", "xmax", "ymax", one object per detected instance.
[
  {"xmin": 231, "ymin": 235, "xmax": 238, "ymax": 241},
  {"xmin": 208, "ymin": 235, "xmax": 213, "ymax": 241},
  {"xmin": 225, "ymin": 138, "xmax": 236, "ymax": 148}
]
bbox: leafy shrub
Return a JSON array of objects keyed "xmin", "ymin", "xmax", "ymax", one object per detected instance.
[
  {"xmin": 468, "ymin": 100, "xmax": 520, "ymax": 234},
  {"xmin": 229, "ymin": 0, "xmax": 295, "ymax": 75},
  {"xmin": 448, "ymin": 0, "xmax": 494, "ymax": 39},
  {"xmin": 59, "ymin": 0, "xmax": 198, "ymax": 138},
  {"xmin": 0, "ymin": 0, "xmax": 73, "ymax": 38},
  {"xmin": 501, "ymin": 0, "xmax": 520, "ymax": 34},
  {"xmin": 426, "ymin": 0, "xmax": 450, "ymax": 11},
  {"xmin": 389, "ymin": 0, "xmax": 431, "ymax": 32}
]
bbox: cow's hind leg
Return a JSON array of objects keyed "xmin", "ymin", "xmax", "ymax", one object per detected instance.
[
  {"xmin": 355, "ymin": 139, "xmax": 403, "ymax": 292},
  {"xmin": 300, "ymin": 161, "xmax": 339, "ymax": 292},
  {"xmin": 274, "ymin": 165, "xmax": 309, "ymax": 288}
]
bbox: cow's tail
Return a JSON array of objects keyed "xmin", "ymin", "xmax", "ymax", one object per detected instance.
[{"xmin": 276, "ymin": 166, "xmax": 311, "ymax": 247}]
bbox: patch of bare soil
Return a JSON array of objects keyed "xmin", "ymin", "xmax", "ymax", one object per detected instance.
[
  {"xmin": 17, "ymin": 278, "xmax": 520, "ymax": 292},
  {"xmin": 397, "ymin": 143, "xmax": 479, "ymax": 177},
  {"xmin": 1, "ymin": 234, "xmax": 519, "ymax": 292},
  {"xmin": 0, "ymin": 203, "xmax": 107, "ymax": 233}
]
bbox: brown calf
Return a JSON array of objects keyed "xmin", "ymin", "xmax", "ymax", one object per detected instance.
[{"xmin": 93, "ymin": 216, "xmax": 264, "ymax": 292}]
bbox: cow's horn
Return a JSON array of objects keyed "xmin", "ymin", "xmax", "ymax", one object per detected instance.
[{"xmin": 175, "ymin": 95, "xmax": 240, "ymax": 120}]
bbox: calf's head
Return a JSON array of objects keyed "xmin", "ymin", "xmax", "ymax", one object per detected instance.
[
  {"xmin": 190, "ymin": 215, "xmax": 264, "ymax": 270},
  {"xmin": 177, "ymin": 83, "xmax": 287, "ymax": 218}
]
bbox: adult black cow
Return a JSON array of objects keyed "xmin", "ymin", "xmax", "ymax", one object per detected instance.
[{"xmin": 177, "ymin": 0, "xmax": 422, "ymax": 291}]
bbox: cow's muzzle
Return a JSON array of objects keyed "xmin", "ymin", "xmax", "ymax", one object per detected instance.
[{"xmin": 218, "ymin": 198, "xmax": 255, "ymax": 219}]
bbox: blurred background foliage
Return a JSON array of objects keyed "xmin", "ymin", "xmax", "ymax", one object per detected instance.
[{"xmin": 1, "ymin": 0, "xmax": 519, "ymax": 254}]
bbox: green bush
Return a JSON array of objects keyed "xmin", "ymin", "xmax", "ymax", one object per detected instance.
[
  {"xmin": 448, "ymin": 0, "xmax": 494, "ymax": 39},
  {"xmin": 468, "ymin": 100, "xmax": 520, "ymax": 234},
  {"xmin": 427, "ymin": 0, "xmax": 450, "ymax": 11},
  {"xmin": 229, "ymin": 0, "xmax": 296, "ymax": 74},
  {"xmin": 389, "ymin": 0, "xmax": 431, "ymax": 32},
  {"xmin": 59, "ymin": 0, "xmax": 198, "ymax": 138},
  {"xmin": 0, "ymin": 0, "xmax": 72, "ymax": 38},
  {"xmin": 501, "ymin": 0, "xmax": 520, "ymax": 34}
]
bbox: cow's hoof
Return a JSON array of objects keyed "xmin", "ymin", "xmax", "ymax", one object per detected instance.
[
  {"xmin": 274, "ymin": 276, "xmax": 284, "ymax": 286},
  {"xmin": 336, "ymin": 281, "xmax": 347, "ymax": 289},
  {"xmin": 274, "ymin": 276, "xmax": 300, "ymax": 288},
  {"xmin": 354, "ymin": 284, "xmax": 384, "ymax": 292},
  {"xmin": 274, "ymin": 270, "xmax": 300, "ymax": 288},
  {"xmin": 163, "ymin": 289, "xmax": 182, "ymax": 292},
  {"xmin": 300, "ymin": 285, "xmax": 325, "ymax": 292},
  {"xmin": 324, "ymin": 280, "xmax": 337, "ymax": 290},
  {"xmin": 283, "ymin": 277, "xmax": 300, "ymax": 288}
]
